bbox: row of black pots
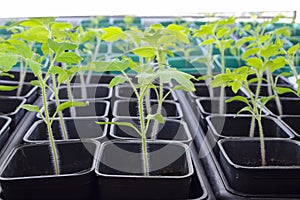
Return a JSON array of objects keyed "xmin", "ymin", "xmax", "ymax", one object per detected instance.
[
  {"xmin": 0, "ymin": 80, "xmax": 204, "ymax": 199},
  {"xmin": 0, "ymin": 140, "xmax": 194, "ymax": 200},
  {"xmin": 181, "ymin": 73, "xmax": 300, "ymax": 197},
  {"xmin": 22, "ymin": 117, "xmax": 192, "ymax": 145}
]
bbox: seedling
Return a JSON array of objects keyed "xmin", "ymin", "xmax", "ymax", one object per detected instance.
[
  {"xmin": 194, "ymin": 17, "xmax": 236, "ymax": 113},
  {"xmin": 9, "ymin": 18, "xmax": 86, "ymax": 175}
]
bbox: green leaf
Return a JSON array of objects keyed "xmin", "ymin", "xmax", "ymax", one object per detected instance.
[
  {"xmin": 56, "ymin": 101, "xmax": 87, "ymax": 113},
  {"xmin": 0, "ymin": 53, "xmax": 19, "ymax": 71},
  {"xmin": 109, "ymin": 76, "xmax": 129, "ymax": 88},
  {"xmin": 20, "ymin": 104, "xmax": 40, "ymax": 113},
  {"xmin": 193, "ymin": 25, "xmax": 213, "ymax": 37},
  {"xmin": 260, "ymin": 96, "xmax": 275, "ymax": 107},
  {"xmin": 51, "ymin": 22, "xmax": 73, "ymax": 30},
  {"xmin": 269, "ymin": 57, "xmax": 286, "ymax": 72},
  {"xmin": 247, "ymin": 57, "xmax": 263, "ymax": 70},
  {"xmin": 274, "ymin": 86, "xmax": 299, "ymax": 96},
  {"xmin": 132, "ymin": 47, "xmax": 156, "ymax": 58},
  {"xmin": 200, "ymin": 38, "xmax": 216, "ymax": 46},
  {"xmin": 242, "ymin": 48, "xmax": 260, "ymax": 60},
  {"xmin": 231, "ymin": 81, "xmax": 241, "ymax": 93},
  {"xmin": 226, "ymin": 96, "xmax": 250, "ymax": 105},
  {"xmin": 158, "ymin": 35, "xmax": 176, "ymax": 45},
  {"xmin": 25, "ymin": 26, "xmax": 49, "ymax": 43},
  {"xmin": 48, "ymin": 66, "xmax": 65, "ymax": 74},
  {"xmin": 0, "ymin": 85, "xmax": 18, "ymax": 91},
  {"xmin": 96, "ymin": 121, "xmax": 141, "ymax": 136},
  {"xmin": 216, "ymin": 27, "xmax": 229, "ymax": 38},
  {"xmin": 101, "ymin": 27, "xmax": 125, "ymax": 42},
  {"xmin": 146, "ymin": 113, "xmax": 165, "ymax": 124},
  {"xmin": 90, "ymin": 59, "xmax": 129, "ymax": 72},
  {"xmin": 30, "ymin": 80, "xmax": 41, "ymax": 87},
  {"xmin": 56, "ymin": 52, "xmax": 82, "ymax": 64},
  {"xmin": 288, "ymin": 43, "xmax": 299, "ymax": 55},
  {"xmin": 48, "ymin": 39, "xmax": 77, "ymax": 56},
  {"xmin": 235, "ymin": 106, "xmax": 254, "ymax": 116},
  {"xmin": 26, "ymin": 58, "xmax": 41, "ymax": 77},
  {"xmin": 57, "ymin": 73, "xmax": 69, "ymax": 84},
  {"xmin": 13, "ymin": 44, "xmax": 32, "ymax": 59},
  {"xmin": 158, "ymin": 68, "xmax": 195, "ymax": 92}
]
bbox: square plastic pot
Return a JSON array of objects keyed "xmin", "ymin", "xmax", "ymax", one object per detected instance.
[
  {"xmin": 23, "ymin": 117, "xmax": 108, "ymax": 143},
  {"xmin": 195, "ymin": 97, "xmax": 269, "ymax": 133},
  {"xmin": 95, "ymin": 140, "xmax": 193, "ymax": 199},
  {"xmin": 49, "ymin": 84, "xmax": 112, "ymax": 101},
  {"xmin": 190, "ymin": 83, "xmax": 247, "ymax": 99},
  {"xmin": 0, "ymin": 116, "xmax": 11, "ymax": 151},
  {"xmin": 112, "ymin": 100, "xmax": 183, "ymax": 120},
  {"xmin": 70, "ymin": 74, "xmax": 115, "ymax": 85},
  {"xmin": 207, "ymin": 115, "xmax": 294, "ymax": 140},
  {"xmin": 0, "ymin": 140, "xmax": 100, "ymax": 200},
  {"xmin": 115, "ymin": 85, "xmax": 178, "ymax": 101},
  {"xmin": 249, "ymin": 84, "xmax": 298, "ymax": 98},
  {"xmin": 38, "ymin": 100, "xmax": 110, "ymax": 119},
  {"xmin": 0, "ymin": 81, "xmax": 38, "ymax": 104},
  {"xmin": 109, "ymin": 117, "xmax": 192, "ymax": 144},
  {"xmin": 279, "ymin": 115, "xmax": 300, "ymax": 139},
  {"xmin": 0, "ymin": 96, "xmax": 26, "ymax": 131},
  {"xmin": 266, "ymin": 98, "xmax": 300, "ymax": 116},
  {"xmin": 218, "ymin": 138, "xmax": 300, "ymax": 195}
]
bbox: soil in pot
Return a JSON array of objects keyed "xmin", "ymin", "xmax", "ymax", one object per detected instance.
[
  {"xmin": 218, "ymin": 139, "xmax": 300, "ymax": 195},
  {"xmin": 113, "ymin": 100, "xmax": 183, "ymax": 119},
  {"xmin": 109, "ymin": 117, "xmax": 192, "ymax": 144},
  {"xmin": 24, "ymin": 117, "xmax": 108, "ymax": 143},
  {"xmin": 0, "ymin": 141, "xmax": 99, "ymax": 200},
  {"xmin": 96, "ymin": 140, "xmax": 193, "ymax": 199}
]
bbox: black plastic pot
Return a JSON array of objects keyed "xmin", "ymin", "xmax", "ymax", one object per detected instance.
[
  {"xmin": 195, "ymin": 98, "xmax": 268, "ymax": 133},
  {"xmin": 0, "ymin": 70, "xmax": 37, "ymax": 83},
  {"xmin": 70, "ymin": 74, "xmax": 115, "ymax": 85},
  {"xmin": 95, "ymin": 140, "xmax": 193, "ymax": 199},
  {"xmin": 115, "ymin": 85, "xmax": 178, "ymax": 101},
  {"xmin": 207, "ymin": 115, "xmax": 294, "ymax": 139},
  {"xmin": 39, "ymin": 100, "xmax": 110, "ymax": 119},
  {"xmin": 249, "ymin": 84, "xmax": 298, "ymax": 98},
  {"xmin": 23, "ymin": 117, "xmax": 108, "ymax": 143},
  {"xmin": 266, "ymin": 98, "xmax": 300, "ymax": 116},
  {"xmin": 247, "ymin": 73, "xmax": 291, "ymax": 86},
  {"xmin": 0, "ymin": 140, "xmax": 100, "ymax": 200},
  {"xmin": 190, "ymin": 83, "xmax": 247, "ymax": 99},
  {"xmin": 279, "ymin": 115, "xmax": 300, "ymax": 139},
  {"xmin": 0, "ymin": 116, "xmax": 11, "ymax": 151},
  {"xmin": 0, "ymin": 81, "xmax": 38, "ymax": 104},
  {"xmin": 113, "ymin": 100, "xmax": 183, "ymax": 120},
  {"xmin": 50, "ymin": 84, "xmax": 112, "ymax": 101},
  {"xmin": 0, "ymin": 97, "xmax": 26, "ymax": 131},
  {"xmin": 109, "ymin": 117, "xmax": 192, "ymax": 144},
  {"xmin": 218, "ymin": 138, "xmax": 300, "ymax": 195}
]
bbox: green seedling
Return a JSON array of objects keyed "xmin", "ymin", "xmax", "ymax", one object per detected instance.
[
  {"xmin": 194, "ymin": 16, "xmax": 236, "ymax": 113},
  {"xmin": 0, "ymin": 53, "xmax": 19, "ymax": 91},
  {"xmin": 9, "ymin": 18, "xmax": 86, "ymax": 175},
  {"xmin": 91, "ymin": 57, "xmax": 194, "ymax": 176}
]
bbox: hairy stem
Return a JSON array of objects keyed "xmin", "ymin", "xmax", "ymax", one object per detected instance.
[
  {"xmin": 51, "ymin": 74, "xmax": 68, "ymax": 140},
  {"xmin": 41, "ymin": 82, "xmax": 60, "ymax": 174},
  {"xmin": 17, "ymin": 59, "xmax": 26, "ymax": 97},
  {"xmin": 86, "ymin": 38, "xmax": 101, "ymax": 84},
  {"xmin": 257, "ymin": 117, "xmax": 266, "ymax": 166},
  {"xmin": 249, "ymin": 115, "xmax": 256, "ymax": 137},
  {"xmin": 139, "ymin": 96, "xmax": 149, "ymax": 176},
  {"xmin": 219, "ymin": 50, "xmax": 225, "ymax": 114}
]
